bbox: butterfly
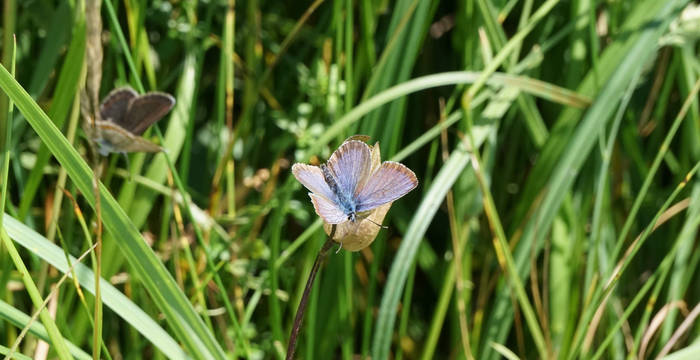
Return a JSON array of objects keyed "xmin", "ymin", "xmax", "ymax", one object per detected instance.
[
  {"xmin": 89, "ymin": 86, "xmax": 175, "ymax": 156},
  {"xmin": 292, "ymin": 139, "xmax": 418, "ymax": 224}
]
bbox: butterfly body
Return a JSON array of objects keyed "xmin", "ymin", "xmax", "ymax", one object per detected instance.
[
  {"xmin": 89, "ymin": 86, "xmax": 175, "ymax": 155},
  {"xmin": 320, "ymin": 163, "xmax": 357, "ymax": 222},
  {"xmin": 293, "ymin": 140, "xmax": 418, "ymax": 225}
]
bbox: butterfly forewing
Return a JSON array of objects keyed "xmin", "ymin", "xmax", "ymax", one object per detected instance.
[
  {"xmin": 309, "ymin": 193, "xmax": 348, "ymax": 224},
  {"xmin": 122, "ymin": 92, "xmax": 176, "ymax": 135},
  {"xmin": 326, "ymin": 140, "xmax": 372, "ymax": 199},
  {"xmin": 292, "ymin": 163, "xmax": 337, "ymax": 201},
  {"xmin": 355, "ymin": 161, "xmax": 418, "ymax": 212},
  {"xmin": 100, "ymin": 87, "xmax": 137, "ymax": 123}
]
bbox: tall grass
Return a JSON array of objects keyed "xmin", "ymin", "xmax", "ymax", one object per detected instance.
[{"xmin": 1, "ymin": 0, "xmax": 700, "ymax": 359}]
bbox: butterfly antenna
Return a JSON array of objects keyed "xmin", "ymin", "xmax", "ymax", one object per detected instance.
[{"xmin": 367, "ymin": 218, "xmax": 388, "ymax": 229}]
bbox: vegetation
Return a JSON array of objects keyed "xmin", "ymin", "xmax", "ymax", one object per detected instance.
[{"xmin": 1, "ymin": 0, "xmax": 700, "ymax": 359}]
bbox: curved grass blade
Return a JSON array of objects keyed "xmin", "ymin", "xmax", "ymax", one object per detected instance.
[
  {"xmin": 102, "ymin": 0, "xmax": 249, "ymax": 350},
  {"xmin": 0, "ymin": 64, "xmax": 227, "ymax": 359},
  {"xmin": 2, "ymin": 214, "xmax": 187, "ymax": 359},
  {"xmin": 314, "ymin": 71, "xmax": 590, "ymax": 154},
  {"xmin": 659, "ymin": 337, "xmax": 700, "ymax": 360},
  {"xmin": 0, "ymin": 229, "xmax": 73, "ymax": 359},
  {"xmin": 0, "ymin": 344, "xmax": 32, "ymax": 360},
  {"xmin": 17, "ymin": 11, "xmax": 86, "ymax": 221},
  {"xmin": 371, "ymin": 141, "xmax": 474, "ymax": 360},
  {"xmin": 478, "ymin": 1, "xmax": 690, "ymax": 358}
]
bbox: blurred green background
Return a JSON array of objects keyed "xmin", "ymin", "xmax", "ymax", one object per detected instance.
[{"xmin": 1, "ymin": 0, "xmax": 700, "ymax": 359}]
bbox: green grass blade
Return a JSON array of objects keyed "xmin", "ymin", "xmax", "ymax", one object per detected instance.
[
  {"xmin": 128, "ymin": 53, "xmax": 196, "ymax": 226},
  {"xmin": 0, "ymin": 229, "xmax": 73, "ymax": 359},
  {"xmin": 372, "ymin": 141, "xmax": 474, "ymax": 359},
  {"xmin": 316, "ymin": 71, "xmax": 589, "ymax": 154},
  {"xmin": 26, "ymin": 2, "xmax": 74, "ymax": 96},
  {"xmin": 660, "ymin": 339, "xmax": 700, "ymax": 360},
  {"xmin": 479, "ymin": 1, "xmax": 689, "ymax": 358},
  {"xmin": 17, "ymin": 13, "xmax": 86, "ymax": 221},
  {"xmin": 0, "ymin": 299, "xmax": 92, "ymax": 360},
  {"xmin": 0, "ymin": 63, "xmax": 227, "ymax": 359}
]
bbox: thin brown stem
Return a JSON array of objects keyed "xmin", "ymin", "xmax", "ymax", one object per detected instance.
[{"xmin": 286, "ymin": 226, "xmax": 336, "ymax": 360}]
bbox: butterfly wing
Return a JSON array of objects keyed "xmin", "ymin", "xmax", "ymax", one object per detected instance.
[
  {"xmin": 117, "ymin": 136, "xmax": 163, "ymax": 153},
  {"xmin": 291, "ymin": 163, "xmax": 336, "ymax": 201},
  {"xmin": 325, "ymin": 140, "xmax": 372, "ymax": 199},
  {"xmin": 94, "ymin": 120, "xmax": 162, "ymax": 155},
  {"xmin": 309, "ymin": 193, "xmax": 348, "ymax": 224},
  {"xmin": 100, "ymin": 87, "xmax": 137, "ymax": 123},
  {"xmin": 355, "ymin": 161, "xmax": 418, "ymax": 212},
  {"xmin": 121, "ymin": 92, "xmax": 176, "ymax": 135}
]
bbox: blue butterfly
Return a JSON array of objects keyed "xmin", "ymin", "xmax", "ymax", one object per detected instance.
[{"xmin": 292, "ymin": 140, "xmax": 418, "ymax": 224}]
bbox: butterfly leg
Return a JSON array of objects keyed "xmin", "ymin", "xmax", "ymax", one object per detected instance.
[{"xmin": 335, "ymin": 241, "xmax": 343, "ymax": 254}]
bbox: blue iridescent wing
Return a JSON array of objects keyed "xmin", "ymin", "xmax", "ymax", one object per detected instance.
[
  {"xmin": 309, "ymin": 193, "xmax": 348, "ymax": 224},
  {"xmin": 292, "ymin": 163, "xmax": 336, "ymax": 201},
  {"xmin": 355, "ymin": 161, "xmax": 418, "ymax": 212},
  {"xmin": 325, "ymin": 140, "xmax": 372, "ymax": 198}
]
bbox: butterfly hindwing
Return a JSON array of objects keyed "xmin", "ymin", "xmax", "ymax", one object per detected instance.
[
  {"xmin": 100, "ymin": 87, "xmax": 137, "ymax": 123},
  {"xmin": 118, "ymin": 135, "xmax": 163, "ymax": 153},
  {"xmin": 355, "ymin": 161, "xmax": 418, "ymax": 212},
  {"xmin": 122, "ymin": 92, "xmax": 176, "ymax": 135},
  {"xmin": 291, "ymin": 163, "xmax": 337, "ymax": 202},
  {"xmin": 325, "ymin": 140, "xmax": 372, "ymax": 199},
  {"xmin": 94, "ymin": 120, "xmax": 162, "ymax": 155},
  {"xmin": 309, "ymin": 193, "xmax": 347, "ymax": 224}
]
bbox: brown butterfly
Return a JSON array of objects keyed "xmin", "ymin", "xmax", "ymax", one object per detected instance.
[{"xmin": 88, "ymin": 86, "xmax": 175, "ymax": 156}]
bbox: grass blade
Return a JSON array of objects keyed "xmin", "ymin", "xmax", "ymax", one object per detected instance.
[{"xmin": 0, "ymin": 63, "xmax": 227, "ymax": 359}]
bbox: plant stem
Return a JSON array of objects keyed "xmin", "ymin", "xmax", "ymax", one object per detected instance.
[{"xmin": 286, "ymin": 226, "xmax": 336, "ymax": 360}]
